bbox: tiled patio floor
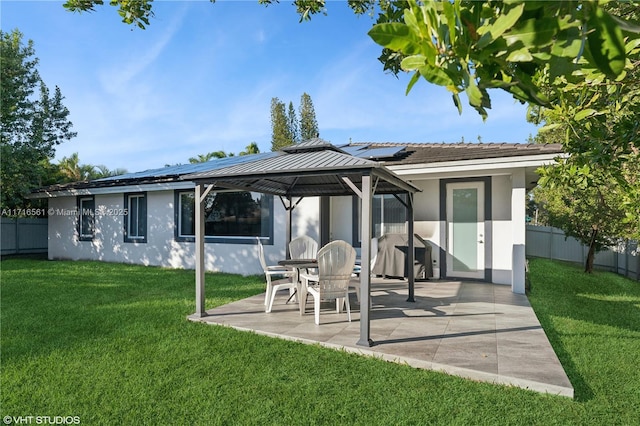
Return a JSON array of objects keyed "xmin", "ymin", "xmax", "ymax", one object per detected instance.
[{"xmin": 188, "ymin": 278, "xmax": 574, "ymax": 398}]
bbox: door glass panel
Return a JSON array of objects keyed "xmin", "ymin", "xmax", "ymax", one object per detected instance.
[{"xmin": 452, "ymin": 188, "xmax": 478, "ymax": 272}]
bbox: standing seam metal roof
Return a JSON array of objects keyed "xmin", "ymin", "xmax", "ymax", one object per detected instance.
[{"xmin": 182, "ymin": 143, "xmax": 420, "ymax": 197}]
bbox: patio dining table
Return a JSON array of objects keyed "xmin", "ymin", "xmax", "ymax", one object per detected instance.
[{"xmin": 278, "ymin": 258, "xmax": 318, "ymax": 314}]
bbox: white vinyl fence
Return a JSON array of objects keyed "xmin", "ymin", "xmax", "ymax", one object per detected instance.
[
  {"xmin": 1, "ymin": 218, "xmax": 48, "ymax": 255},
  {"xmin": 526, "ymin": 224, "xmax": 639, "ymax": 281}
]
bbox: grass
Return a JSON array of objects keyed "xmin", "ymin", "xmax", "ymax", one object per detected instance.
[{"xmin": 1, "ymin": 258, "xmax": 638, "ymax": 425}]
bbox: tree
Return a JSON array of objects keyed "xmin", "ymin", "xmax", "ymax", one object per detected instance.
[
  {"xmin": 270, "ymin": 94, "xmax": 320, "ymax": 151},
  {"xmin": 530, "ymin": 3, "xmax": 640, "ymax": 237},
  {"xmin": 299, "ymin": 92, "xmax": 319, "ymax": 140},
  {"xmin": 533, "ymin": 163, "xmax": 639, "ymax": 273},
  {"xmin": 94, "ymin": 164, "xmax": 128, "ymax": 178},
  {"xmin": 188, "ymin": 151, "xmax": 229, "ymax": 163},
  {"xmin": 239, "ymin": 142, "xmax": 260, "ymax": 156},
  {"xmin": 1, "ymin": 29, "xmax": 76, "ymax": 209},
  {"xmin": 287, "ymin": 102, "xmax": 299, "ymax": 144},
  {"xmin": 58, "ymin": 153, "xmax": 97, "ymax": 182},
  {"xmin": 57, "ymin": 153, "xmax": 126, "ymax": 182},
  {"xmin": 270, "ymin": 97, "xmax": 293, "ymax": 151}
]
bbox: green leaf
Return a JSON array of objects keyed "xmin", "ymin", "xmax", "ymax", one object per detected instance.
[
  {"xmin": 442, "ymin": 0, "xmax": 457, "ymax": 45},
  {"xmin": 465, "ymin": 78, "xmax": 484, "ymax": 107},
  {"xmin": 587, "ymin": 7, "xmax": 626, "ymax": 79},
  {"xmin": 401, "ymin": 54, "xmax": 426, "ymax": 71},
  {"xmin": 405, "ymin": 71, "xmax": 420, "ymax": 95},
  {"xmin": 574, "ymin": 109, "xmax": 597, "ymax": 121},
  {"xmin": 551, "ymin": 28, "xmax": 582, "ymax": 58},
  {"xmin": 609, "ymin": 13, "xmax": 640, "ymax": 34},
  {"xmin": 506, "ymin": 47, "xmax": 533, "ymax": 62},
  {"xmin": 626, "ymin": 38, "xmax": 640, "ymax": 54},
  {"xmin": 368, "ymin": 23, "xmax": 420, "ymax": 55},
  {"xmin": 503, "ymin": 17, "xmax": 558, "ymax": 48},
  {"xmin": 417, "ymin": 63, "xmax": 456, "ymax": 87},
  {"xmin": 452, "ymin": 93, "xmax": 462, "ymax": 115},
  {"xmin": 476, "ymin": 3, "xmax": 525, "ymax": 49},
  {"xmin": 539, "ymin": 123, "xmax": 562, "ymax": 133}
]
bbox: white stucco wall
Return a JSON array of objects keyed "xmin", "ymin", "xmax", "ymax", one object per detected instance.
[
  {"xmin": 48, "ymin": 190, "xmax": 288, "ymax": 276},
  {"xmin": 412, "ymin": 179, "xmax": 441, "ymax": 277},
  {"xmin": 291, "ymin": 197, "xmax": 320, "ymax": 242},
  {"xmin": 46, "ymin": 166, "xmax": 534, "ymax": 286},
  {"xmin": 491, "ymin": 174, "xmax": 515, "ymax": 285}
]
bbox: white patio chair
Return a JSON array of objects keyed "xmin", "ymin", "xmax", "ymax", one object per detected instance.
[
  {"xmin": 300, "ymin": 240, "xmax": 356, "ymax": 325},
  {"xmin": 289, "ymin": 235, "xmax": 318, "ymax": 260},
  {"xmin": 289, "ymin": 235, "xmax": 319, "ymax": 279},
  {"xmin": 256, "ymin": 237, "xmax": 296, "ymax": 313}
]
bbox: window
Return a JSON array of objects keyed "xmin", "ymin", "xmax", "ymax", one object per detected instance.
[
  {"xmin": 176, "ymin": 190, "xmax": 273, "ymax": 243},
  {"xmin": 353, "ymin": 194, "xmax": 408, "ymax": 245},
  {"xmin": 124, "ymin": 193, "xmax": 147, "ymax": 243},
  {"xmin": 78, "ymin": 196, "xmax": 95, "ymax": 241}
]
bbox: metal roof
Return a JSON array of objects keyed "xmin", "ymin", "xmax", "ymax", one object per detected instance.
[
  {"xmin": 95, "ymin": 152, "xmax": 277, "ymax": 182},
  {"xmin": 182, "ymin": 140, "xmax": 420, "ymax": 197},
  {"xmin": 30, "ymin": 140, "xmax": 562, "ymax": 197},
  {"xmin": 29, "ymin": 152, "xmax": 278, "ymax": 195}
]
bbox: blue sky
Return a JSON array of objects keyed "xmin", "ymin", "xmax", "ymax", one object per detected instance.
[{"xmin": 3, "ymin": 1, "xmax": 540, "ymax": 172}]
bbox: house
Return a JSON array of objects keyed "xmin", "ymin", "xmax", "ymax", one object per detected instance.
[{"xmin": 30, "ymin": 140, "xmax": 563, "ymax": 295}]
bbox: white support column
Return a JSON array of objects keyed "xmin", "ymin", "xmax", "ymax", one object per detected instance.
[
  {"xmin": 511, "ymin": 169, "xmax": 526, "ymax": 294},
  {"xmin": 194, "ymin": 183, "xmax": 208, "ymax": 317},
  {"xmin": 357, "ymin": 174, "xmax": 373, "ymax": 347}
]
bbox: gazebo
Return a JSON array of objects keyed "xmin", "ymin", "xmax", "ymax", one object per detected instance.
[{"xmin": 182, "ymin": 139, "xmax": 420, "ymax": 347}]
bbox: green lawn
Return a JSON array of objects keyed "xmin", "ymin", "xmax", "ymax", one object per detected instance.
[{"xmin": 1, "ymin": 258, "xmax": 638, "ymax": 425}]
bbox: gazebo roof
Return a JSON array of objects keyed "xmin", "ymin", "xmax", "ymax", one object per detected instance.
[{"xmin": 182, "ymin": 138, "xmax": 420, "ymax": 197}]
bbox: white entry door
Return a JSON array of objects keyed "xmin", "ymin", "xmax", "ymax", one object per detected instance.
[{"xmin": 446, "ymin": 182, "xmax": 485, "ymax": 279}]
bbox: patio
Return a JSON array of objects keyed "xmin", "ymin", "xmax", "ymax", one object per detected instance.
[{"xmin": 188, "ymin": 278, "xmax": 574, "ymax": 398}]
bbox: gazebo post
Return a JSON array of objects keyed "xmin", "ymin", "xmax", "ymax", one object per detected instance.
[
  {"xmin": 357, "ymin": 174, "xmax": 374, "ymax": 347},
  {"xmin": 194, "ymin": 183, "xmax": 207, "ymax": 317},
  {"xmin": 407, "ymin": 192, "xmax": 415, "ymax": 302},
  {"xmin": 285, "ymin": 196, "xmax": 292, "ymax": 259},
  {"xmin": 194, "ymin": 183, "xmax": 215, "ymax": 317}
]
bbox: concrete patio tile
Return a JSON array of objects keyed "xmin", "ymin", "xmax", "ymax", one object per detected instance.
[{"xmin": 189, "ymin": 278, "xmax": 574, "ymax": 398}]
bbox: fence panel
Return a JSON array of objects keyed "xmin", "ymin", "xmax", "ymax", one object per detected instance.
[
  {"xmin": 1, "ymin": 218, "xmax": 48, "ymax": 255},
  {"xmin": 526, "ymin": 224, "xmax": 639, "ymax": 280}
]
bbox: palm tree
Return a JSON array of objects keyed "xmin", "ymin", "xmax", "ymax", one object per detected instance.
[
  {"xmin": 239, "ymin": 142, "xmax": 260, "ymax": 156},
  {"xmin": 94, "ymin": 165, "xmax": 127, "ymax": 178},
  {"xmin": 58, "ymin": 153, "xmax": 94, "ymax": 182},
  {"xmin": 188, "ymin": 151, "xmax": 228, "ymax": 163}
]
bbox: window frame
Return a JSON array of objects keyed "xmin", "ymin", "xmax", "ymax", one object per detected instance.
[
  {"xmin": 77, "ymin": 196, "xmax": 95, "ymax": 241},
  {"xmin": 124, "ymin": 192, "xmax": 147, "ymax": 243},
  {"xmin": 174, "ymin": 189, "xmax": 274, "ymax": 244}
]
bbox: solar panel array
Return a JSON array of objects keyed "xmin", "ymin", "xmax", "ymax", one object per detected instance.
[
  {"xmin": 95, "ymin": 152, "xmax": 279, "ymax": 182},
  {"xmin": 97, "ymin": 142, "xmax": 405, "ymax": 183}
]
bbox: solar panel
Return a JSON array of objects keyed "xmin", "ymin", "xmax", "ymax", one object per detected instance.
[
  {"xmin": 95, "ymin": 152, "xmax": 278, "ymax": 182},
  {"xmin": 355, "ymin": 146, "xmax": 406, "ymax": 160},
  {"xmin": 339, "ymin": 145, "xmax": 369, "ymax": 156}
]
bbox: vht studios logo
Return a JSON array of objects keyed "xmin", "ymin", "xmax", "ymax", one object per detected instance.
[{"xmin": 3, "ymin": 416, "xmax": 80, "ymax": 425}]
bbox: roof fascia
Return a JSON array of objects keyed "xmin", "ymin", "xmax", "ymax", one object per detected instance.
[{"xmin": 27, "ymin": 181, "xmax": 195, "ymax": 199}]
